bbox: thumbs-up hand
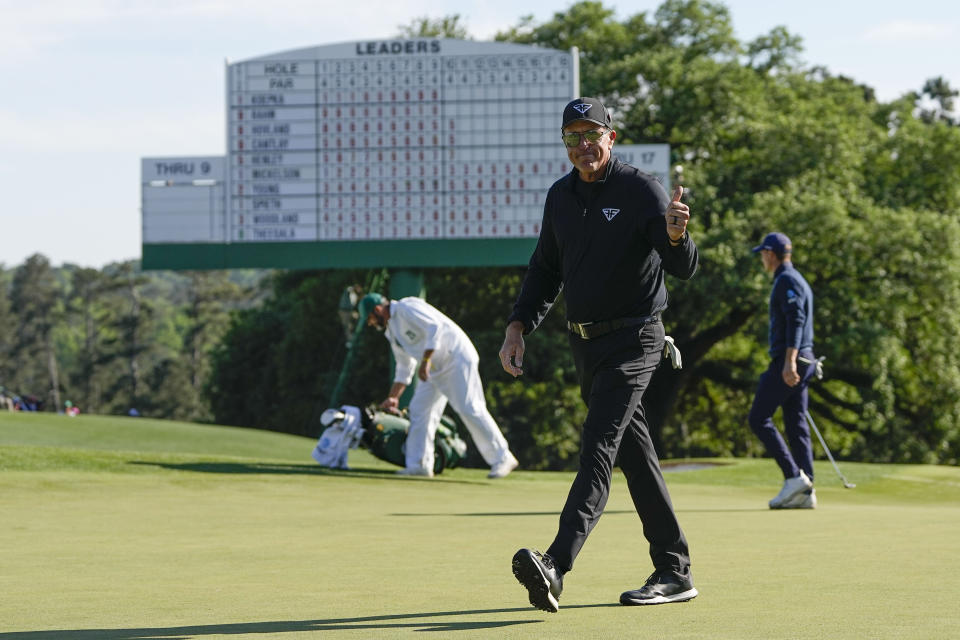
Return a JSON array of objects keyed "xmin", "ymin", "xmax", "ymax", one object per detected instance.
[{"xmin": 666, "ymin": 184, "xmax": 689, "ymax": 245}]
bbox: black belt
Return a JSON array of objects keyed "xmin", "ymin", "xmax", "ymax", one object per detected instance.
[{"xmin": 567, "ymin": 314, "xmax": 660, "ymax": 340}]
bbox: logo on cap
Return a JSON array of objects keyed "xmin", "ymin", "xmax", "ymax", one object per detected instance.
[
  {"xmin": 572, "ymin": 103, "xmax": 592, "ymax": 115},
  {"xmin": 602, "ymin": 208, "xmax": 620, "ymax": 221}
]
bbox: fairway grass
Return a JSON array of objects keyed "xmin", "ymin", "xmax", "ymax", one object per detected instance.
[{"xmin": 2, "ymin": 412, "xmax": 959, "ymax": 639}]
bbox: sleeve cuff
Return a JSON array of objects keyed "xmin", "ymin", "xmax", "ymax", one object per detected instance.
[{"xmin": 668, "ymin": 231, "xmax": 688, "ymax": 247}]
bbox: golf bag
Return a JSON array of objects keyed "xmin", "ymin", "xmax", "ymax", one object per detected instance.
[
  {"xmin": 311, "ymin": 405, "xmax": 365, "ymax": 469},
  {"xmin": 311, "ymin": 404, "xmax": 468, "ymax": 474}
]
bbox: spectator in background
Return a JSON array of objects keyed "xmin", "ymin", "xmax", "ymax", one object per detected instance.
[
  {"xmin": 0, "ymin": 386, "xmax": 14, "ymax": 411},
  {"xmin": 19, "ymin": 394, "xmax": 41, "ymax": 411},
  {"xmin": 64, "ymin": 400, "xmax": 80, "ymax": 417}
]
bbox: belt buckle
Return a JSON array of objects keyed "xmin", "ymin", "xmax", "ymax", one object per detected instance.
[{"xmin": 572, "ymin": 321, "xmax": 591, "ymax": 339}]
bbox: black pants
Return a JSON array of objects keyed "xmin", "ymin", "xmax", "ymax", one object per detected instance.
[{"xmin": 546, "ymin": 320, "xmax": 691, "ymax": 578}]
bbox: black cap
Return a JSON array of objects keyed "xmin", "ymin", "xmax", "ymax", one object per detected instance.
[
  {"xmin": 751, "ymin": 232, "xmax": 792, "ymax": 255},
  {"xmin": 562, "ymin": 97, "xmax": 612, "ymax": 131}
]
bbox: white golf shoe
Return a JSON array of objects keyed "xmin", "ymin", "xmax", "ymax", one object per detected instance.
[
  {"xmin": 488, "ymin": 453, "xmax": 519, "ymax": 479},
  {"xmin": 769, "ymin": 470, "xmax": 813, "ymax": 509},
  {"xmin": 780, "ymin": 488, "xmax": 817, "ymax": 509}
]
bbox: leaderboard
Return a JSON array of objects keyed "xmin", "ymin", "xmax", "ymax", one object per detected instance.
[{"xmin": 226, "ymin": 39, "xmax": 577, "ymax": 243}]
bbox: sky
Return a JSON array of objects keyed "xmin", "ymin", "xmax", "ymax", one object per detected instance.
[{"xmin": 1, "ymin": 0, "xmax": 958, "ymax": 269}]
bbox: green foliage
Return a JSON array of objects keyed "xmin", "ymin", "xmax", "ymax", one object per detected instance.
[
  {"xmin": 865, "ymin": 97, "xmax": 960, "ymax": 211},
  {"xmin": 206, "ymin": 269, "xmax": 373, "ymax": 437},
  {"xmin": 0, "ymin": 259, "xmax": 265, "ymax": 422},
  {"xmin": 396, "ymin": 15, "xmax": 470, "ymax": 39},
  {"xmin": 206, "ymin": 305, "xmax": 287, "ymax": 430},
  {"xmin": 918, "ymin": 76, "xmax": 959, "ymax": 125},
  {"xmin": 0, "ymin": 268, "xmax": 15, "ymax": 385}
]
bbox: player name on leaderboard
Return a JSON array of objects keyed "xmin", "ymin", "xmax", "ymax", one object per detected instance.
[{"xmin": 227, "ymin": 39, "xmax": 576, "ymax": 243}]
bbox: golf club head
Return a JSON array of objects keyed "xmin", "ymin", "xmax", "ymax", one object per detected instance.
[{"xmin": 320, "ymin": 408, "xmax": 347, "ymax": 427}]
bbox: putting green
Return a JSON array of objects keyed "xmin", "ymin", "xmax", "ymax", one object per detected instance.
[{"xmin": 2, "ymin": 412, "xmax": 958, "ymax": 639}]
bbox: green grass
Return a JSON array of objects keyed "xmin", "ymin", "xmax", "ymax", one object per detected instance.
[{"xmin": 2, "ymin": 411, "xmax": 959, "ymax": 639}]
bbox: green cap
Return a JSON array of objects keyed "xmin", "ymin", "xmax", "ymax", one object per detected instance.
[{"xmin": 357, "ymin": 292, "xmax": 386, "ymax": 323}]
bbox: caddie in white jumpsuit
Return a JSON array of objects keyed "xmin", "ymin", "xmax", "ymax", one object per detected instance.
[{"xmin": 357, "ymin": 293, "xmax": 518, "ymax": 478}]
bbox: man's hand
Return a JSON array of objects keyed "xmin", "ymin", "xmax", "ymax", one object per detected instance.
[
  {"xmin": 499, "ymin": 321, "xmax": 526, "ymax": 377},
  {"xmin": 782, "ymin": 361, "xmax": 800, "ymax": 387},
  {"xmin": 380, "ymin": 382, "xmax": 406, "ymax": 414},
  {"xmin": 666, "ymin": 185, "xmax": 690, "ymax": 244},
  {"xmin": 417, "ymin": 349, "xmax": 435, "ymax": 381},
  {"xmin": 417, "ymin": 359, "xmax": 431, "ymax": 382}
]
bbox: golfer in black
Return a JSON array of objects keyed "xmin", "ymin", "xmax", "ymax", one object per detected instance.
[{"xmin": 499, "ymin": 97, "xmax": 699, "ymax": 611}]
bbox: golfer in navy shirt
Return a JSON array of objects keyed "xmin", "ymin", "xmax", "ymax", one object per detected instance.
[{"xmin": 749, "ymin": 232, "xmax": 818, "ymax": 509}]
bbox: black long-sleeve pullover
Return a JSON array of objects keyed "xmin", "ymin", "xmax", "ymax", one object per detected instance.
[{"xmin": 508, "ymin": 157, "xmax": 698, "ymax": 333}]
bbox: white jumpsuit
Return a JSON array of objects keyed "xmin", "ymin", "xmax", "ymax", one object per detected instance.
[{"xmin": 384, "ymin": 297, "xmax": 512, "ymax": 471}]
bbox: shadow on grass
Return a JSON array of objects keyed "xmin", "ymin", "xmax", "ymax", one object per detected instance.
[
  {"xmin": 392, "ymin": 510, "xmax": 634, "ymax": 517},
  {"xmin": 128, "ymin": 461, "xmax": 483, "ymax": 484},
  {"xmin": 389, "ymin": 507, "xmax": 767, "ymax": 517},
  {"xmin": 0, "ymin": 604, "xmax": 619, "ymax": 639},
  {"xmin": 676, "ymin": 508, "xmax": 769, "ymax": 513}
]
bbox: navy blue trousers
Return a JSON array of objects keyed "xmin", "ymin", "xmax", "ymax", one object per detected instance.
[
  {"xmin": 748, "ymin": 351, "xmax": 817, "ymax": 480},
  {"xmin": 546, "ymin": 321, "xmax": 690, "ymax": 579}
]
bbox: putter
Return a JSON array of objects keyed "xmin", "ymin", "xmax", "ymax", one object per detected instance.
[
  {"xmin": 797, "ymin": 355, "xmax": 824, "ymax": 380},
  {"xmin": 804, "ymin": 410, "xmax": 855, "ymax": 489}
]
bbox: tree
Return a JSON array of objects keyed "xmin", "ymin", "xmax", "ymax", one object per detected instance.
[
  {"xmin": 0, "ymin": 267, "xmax": 14, "ymax": 387},
  {"xmin": 207, "ymin": 269, "xmax": 370, "ymax": 436},
  {"xmin": 745, "ymin": 25, "xmax": 803, "ymax": 74},
  {"xmin": 2, "ymin": 256, "xmax": 269, "ymax": 421},
  {"xmin": 98, "ymin": 262, "xmax": 154, "ymax": 414},
  {"xmin": 396, "ymin": 15, "xmax": 470, "ymax": 39},
  {"xmin": 9, "ymin": 254, "xmax": 61, "ymax": 410},
  {"xmin": 64, "ymin": 266, "xmax": 125, "ymax": 413},
  {"xmin": 867, "ymin": 94, "xmax": 960, "ymax": 213},
  {"xmin": 162, "ymin": 271, "xmax": 248, "ymax": 421},
  {"xmin": 918, "ymin": 76, "xmax": 958, "ymax": 125}
]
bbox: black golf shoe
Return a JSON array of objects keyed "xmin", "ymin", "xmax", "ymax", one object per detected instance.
[
  {"xmin": 620, "ymin": 570, "xmax": 698, "ymax": 606},
  {"xmin": 512, "ymin": 548, "xmax": 563, "ymax": 613}
]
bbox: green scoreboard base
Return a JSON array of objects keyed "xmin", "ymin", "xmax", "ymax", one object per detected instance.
[{"xmin": 142, "ymin": 238, "xmax": 537, "ymax": 271}]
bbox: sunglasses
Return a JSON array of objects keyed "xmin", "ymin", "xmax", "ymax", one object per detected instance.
[{"xmin": 561, "ymin": 129, "xmax": 608, "ymax": 148}]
